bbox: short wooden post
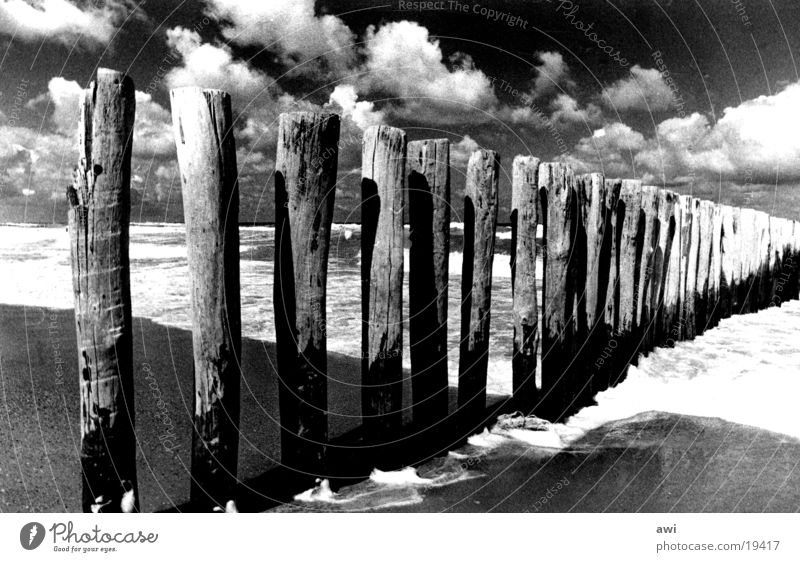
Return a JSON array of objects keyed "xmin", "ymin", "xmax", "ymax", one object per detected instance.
[
  {"xmin": 171, "ymin": 87, "xmax": 241, "ymax": 509},
  {"xmin": 67, "ymin": 68, "xmax": 138, "ymax": 513},
  {"xmin": 636, "ymin": 185, "xmax": 660, "ymax": 352},
  {"xmin": 458, "ymin": 149, "xmax": 500, "ymax": 430},
  {"xmin": 539, "ymin": 162, "xmax": 578, "ymax": 419},
  {"xmin": 694, "ymin": 200, "xmax": 715, "ymax": 335},
  {"xmin": 274, "ymin": 112, "xmax": 339, "ymax": 473},
  {"xmin": 407, "ymin": 138, "xmax": 450, "ymax": 428},
  {"xmin": 510, "ymin": 155, "xmax": 540, "ymax": 413},
  {"xmin": 361, "ymin": 125, "xmax": 406, "ymax": 442}
]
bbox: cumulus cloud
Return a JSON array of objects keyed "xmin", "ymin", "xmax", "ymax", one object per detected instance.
[
  {"xmin": 451, "ymin": 135, "xmax": 480, "ymax": 167},
  {"xmin": 0, "ymin": 0, "xmax": 140, "ymax": 45},
  {"xmin": 326, "ymin": 85, "xmax": 384, "ymax": 131},
  {"xmin": 203, "ymin": 0, "xmax": 356, "ymax": 74},
  {"xmin": 550, "ymin": 94, "xmax": 603, "ymax": 126},
  {"xmin": 603, "ymin": 65, "xmax": 675, "ymax": 112},
  {"xmin": 359, "ymin": 21, "xmax": 497, "ymax": 123},
  {"xmin": 165, "ymin": 27, "xmax": 273, "ymax": 103},
  {"xmin": 569, "ymin": 81, "xmax": 800, "ymax": 185},
  {"xmin": 531, "ymin": 51, "xmax": 574, "ymax": 98}
]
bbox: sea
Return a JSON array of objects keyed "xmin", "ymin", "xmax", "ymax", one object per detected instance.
[{"xmin": 3, "ymin": 223, "xmax": 800, "ymax": 510}]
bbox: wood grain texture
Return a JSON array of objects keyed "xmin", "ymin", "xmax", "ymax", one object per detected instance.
[
  {"xmin": 67, "ymin": 68, "xmax": 137, "ymax": 513},
  {"xmin": 694, "ymin": 200, "xmax": 715, "ymax": 335},
  {"xmin": 361, "ymin": 125, "xmax": 406, "ymax": 442},
  {"xmin": 458, "ymin": 149, "xmax": 500, "ymax": 430},
  {"xmin": 652, "ymin": 189, "xmax": 678, "ymax": 345},
  {"xmin": 171, "ymin": 87, "xmax": 241, "ymax": 509},
  {"xmin": 407, "ymin": 138, "xmax": 450, "ymax": 428},
  {"xmin": 274, "ymin": 112, "xmax": 339, "ymax": 473},
  {"xmin": 637, "ymin": 185, "xmax": 660, "ymax": 351},
  {"xmin": 510, "ymin": 155, "xmax": 540, "ymax": 413}
]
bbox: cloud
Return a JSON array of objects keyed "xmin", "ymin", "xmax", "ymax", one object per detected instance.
[
  {"xmin": 603, "ymin": 65, "xmax": 675, "ymax": 112},
  {"xmin": 204, "ymin": 0, "xmax": 356, "ymax": 75},
  {"xmin": 550, "ymin": 94, "xmax": 603, "ymax": 126},
  {"xmin": 531, "ymin": 51, "xmax": 574, "ymax": 98},
  {"xmin": 359, "ymin": 21, "xmax": 497, "ymax": 123},
  {"xmin": 568, "ymin": 80, "xmax": 800, "ymax": 185},
  {"xmin": 327, "ymin": 85, "xmax": 384, "ymax": 130},
  {"xmin": 165, "ymin": 27, "xmax": 273, "ymax": 103},
  {"xmin": 451, "ymin": 135, "xmax": 480, "ymax": 167},
  {"xmin": 0, "ymin": 0, "xmax": 140, "ymax": 45}
]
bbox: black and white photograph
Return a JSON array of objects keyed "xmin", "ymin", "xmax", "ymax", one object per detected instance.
[{"xmin": 1, "ymin": 0, "xmax": 799, "ymax": 558}]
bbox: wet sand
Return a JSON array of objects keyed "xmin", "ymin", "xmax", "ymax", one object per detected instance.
[{"xmin": 278, "ymin": 412, "xmax": 800, "ymax": 512}]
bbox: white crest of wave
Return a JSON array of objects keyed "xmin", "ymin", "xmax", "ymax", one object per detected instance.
[{"xmin": 369, "ymin": 466, "xmax": 433, "ymax": 486}]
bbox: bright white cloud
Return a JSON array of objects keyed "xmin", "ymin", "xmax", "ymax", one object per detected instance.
[
  {"xmin": 361, "ymin": 21, "xmax": 496, "ymax": 112},
  {"xmin": 604, "ymin": 65, "xmax": 675, "ymax": 112},
  {"xmin": 165, "ymin": 27, "xmax": 272, "ymax": 103},
  {"xmin": 550, "ymin": 94, "xmax": 603, "ymax": 126},
  {"xmin": 451, "ymin": 135, "xmax": 480, "ymax": 167},
  {"xmin": 203, "ymin": 0, "xmax": 356, "ymax": 74},
  {"xmin": 0, "ymin": 0, "xmax": 138, "ymax": 45},
  {"xmin": 531, "ymin": 51, "xmax": 574, "ymax": 98},
  {"xmin": 327, "ymin": 85, "xmax": 384, "ymax": 130}
]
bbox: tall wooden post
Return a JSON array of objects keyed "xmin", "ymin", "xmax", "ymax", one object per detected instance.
[
  {"xmin": 754, "ymin": 211, "xmax": 771, "ymax": 311},
  {"xmin": 407, "ymin": 139, "xmax": 450, "ymax": 428},
  {"xmin": 600, "ymin": 179, "xmax": 621, "ymax": 389},
  {"xmin": 171, "ymin": 87, "xmax": 241, "ymax": 509},
  {"xmin": 661, "ymin": 192, "xmax": 683, "ymax": 345},
  {"xmin": 637, "ymin": 185, "xmax": 660, "ymax": 352},
  {"xmin": 720, "ymin": 205, "xmax": 741, "ymax": 318},
  {"xmin": 576, "ymin": 173, "xmax": 606, "ymax": 399},
  {"xmin": 539, "ymin": 162, "xmax": 578, "ymax": 420},
  {"xmin": 739, "ymin": 208, "xmax": 758, "ymax": 313},
  {"xmin": 67, "ymin": 68, "xmax": 137, "ymax": 513},
  {"xmin": 694, "ymin": 200, "xmax": 715, "ymax": 335},
  {"xmin": 652, "ymin": 189, "xmax": 678, "ymax": 345},
  {"xmin": 510, "ymin": 155, "xmax": 540, "ymax": 413},
  {"xmin": 678, "ymin": 195, "xmax": 694, "ymax": 340},
  {"xmin": 274, "ymin": 112, "xmax": 339, "ymax": 473},
  {"xmin": 458, "ymin": 149, "xmax": 500, "ymax": 431},
  {"xmin": 361, "ymin": 125, "xmax": 406, "ymax": 443},
  {"xmin": 708, "ymin": 203, "xmax": 723, "ymax": 327}
]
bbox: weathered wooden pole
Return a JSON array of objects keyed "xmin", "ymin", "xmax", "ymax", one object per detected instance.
[
  {"xmin": 652, "ymin": 189, "xmax": 678, "ymax": 346},
  {"xmin": 598, "ymin": 179, "xmax": 621, "ymax": 390},
  {"xmin": 361, "ymin": 125, "xmax": 406, "ymax": 443},
  {"xmin": 611, "ymin": 180, "xmax": 643, "ymax": 380},
  {"xmin": 510, "ymin": 155, "xmax": 540, "ymax": 413},
  {"xmin": 677, "ymin": 195, "xmax": 694, "ymax": 340},
  {"xmin": 754, "ymin": 211, "xmax": 771, "ymax": 311},
  {"xmin": 661, "ymin": 192, "xmax": 684, "ymax": 345},
  {"xmin": 738, "ymin": 208, "xmax": 758, "ymax": 313},
  {"xmin": 171, "ymin": 87, "xmax": 241, "ymax": 509},
  {"xmin": 273, "ymin": 112, "xmax": 339, "ymax": 473},
  {"xmin": 67, "ymin": 68, "xmax": 137, "ymax": 513},
  {"xmin": 458, "ymin": 149, "xmax": 500, "ymax": 430},
  {"xmin": 575, "ymin": 172, "xmax": 606, "ymax": 400},
  {"xmin": 694, "ymin": 200, "xmax": 715, "ymax": 335},
  {"xmin": 636, "ymin": 185, "xmax": 660, "ymax": 352},
  {"xmin": 707, "ymin": 203, "xmax": 724, "ymax": 327},
  {"xmin": 407, "ymin": 138, "xmax": 450, "ymax": 428},
  {"xmin": 539, "ymin": 162, "xmax": 578, "ymax": 419},
  {"xmin": 720, "ymin": 205, "xmax": 741, "ymax": 318}
]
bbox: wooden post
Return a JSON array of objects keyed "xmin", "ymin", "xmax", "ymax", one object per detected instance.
[
  {"xmin": 458, "ymin": 149, "xmax": 500, "ymax": 430},
  {"xmin": 720, "ymin": 205, "xmax": 741, "ymax": 317},
  {"xmin": 598, "ymin": 179, "xmax": 621, "ymax": 390},
  {"xmin": 273, "ymin": 112, "xmax": 339, "ymax": 473},
  {"xmin": 652, "ymin": 189, "xmax": 678, "ymax": 345},
  {"xmin": 708, "ymin": 203, "xmax": 723, "ymax": 327},
  {"xmin": 738, "ymin": 208, "xmax": 758, "ymax": 313},
  {"xmin": 510, "ymin": 155, "xmax": 540, "ymax": 413},
  {"xmin": 661, "ymin": 192, "xmax": 684, "ymax": 345},
  {"xmin": 539, "ymin": 162, "xmax": 578, "ymax": 419},
  {"xmin": 694, "ymin": 200, "xmax": 715, "ymax": 335},
  {"xmin": 754, "ymin": 211, "xmax": 771, "ymax": 310},
  {"xmin": 171, "ymin": 87, "xmax": 241, "ymax": 509},
  {"xmin": 636, "ymin": 185, "xmax": 660, "ymax": 352},
  {"xmin": 407, "ymin": 139, "xmax": 450, "ymax": 428},
  {"xmin": 361, "ymin": 125, "xmax": 406, "ymax": 443},
  {"xmin": 576, "ymin": 173, "xmax": 606, "ymax": 399},
  {"xmin": 678, "ymin": 195, "xmax": 694, "ymax": 340},
  {"xmin": 67, "ymin": 68, "xmax": 137, "ymax": 513}
]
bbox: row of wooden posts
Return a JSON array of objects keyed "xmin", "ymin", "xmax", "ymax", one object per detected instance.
[{"xmin": 66, "ymin": 69, "xmax": 800, "ymax": 512}]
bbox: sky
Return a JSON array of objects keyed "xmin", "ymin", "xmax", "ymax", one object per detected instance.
[{"xmin": 1, "ymin": 0, "xmax": 799, "ymax": 224}]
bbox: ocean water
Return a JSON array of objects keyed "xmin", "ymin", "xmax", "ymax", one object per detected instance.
[{"xmin": 0, "ymin": 223, "xmax": 532, "ymax": 395}]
